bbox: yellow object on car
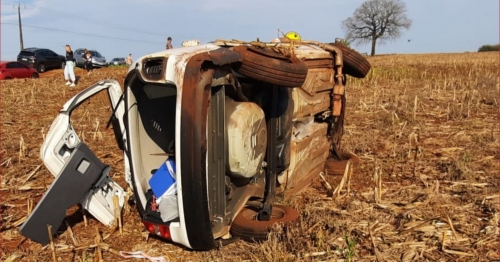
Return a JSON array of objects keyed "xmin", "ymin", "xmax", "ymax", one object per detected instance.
[{"xmin": 285, "ymin": 31, "xmax": 301, "ymax": 41}]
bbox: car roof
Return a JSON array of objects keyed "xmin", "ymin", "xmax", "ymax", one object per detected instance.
[
  {"xmin": 76, "ymin": 48, "xmax": 99, "ymax": 52},
  {"xmin": 22, "ymin": 48, "xmax": 48, "ymax": 52},
  {"xmin": 0, "ymin": 61, "xmax": 26, "ymax": 66}
]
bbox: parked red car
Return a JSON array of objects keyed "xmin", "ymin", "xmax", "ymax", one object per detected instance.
[{"xmin": 0, "ymin": 61, "xmax": 39, "ymax": 80}]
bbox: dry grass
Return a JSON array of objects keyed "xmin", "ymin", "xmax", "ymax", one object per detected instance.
[{"xmin": 1, "ymin": 52, "xmax": 498, "ymax": 261}]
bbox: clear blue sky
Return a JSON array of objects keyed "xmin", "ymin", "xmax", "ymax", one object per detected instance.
[{"xmin": 1, "ymin": 0, "xmax": 498, "ymax": 61}]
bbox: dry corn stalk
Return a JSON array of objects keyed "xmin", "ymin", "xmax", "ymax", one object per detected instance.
[
  {"xmin": 19, "ymin": 136, "xmax": 27, "ymax": 163},
  {"xmin": 332, "ymin": 160, "xmax": 351, "ymax": 198},
  {"xmin": 319, "ymin": 172, "xmax": 333, "ymax": 197},
  {"xmin": 95, "ymin": 226, "xmax": 103, "ymax": 262},
  {"xmin": 93, "ymin": 119, "xmax": 100, "ymax": 141},
  {"xmin": 113, "ymin": 195, "xmax": 123, "ymax": 234},
  {"xmin": 23, "ymin": 165, "xmax": 42, "ymax": 184},
  {"xmin": 47, "ymin": 225, "xmax": 57, "ymax": 262},
  {"xmin": 65, "ymin": 221, "xmax": 78, "ymax": 246},
  {"xmin": 373, "ymin": 167, "xmax": 382, "ymax": 203},
  {"xmin": 368, "ymin": 222, "xmax": 383, "ymax": 262},
  {"xmin": 413, "ymin": 95, "xmax": 418, "ymax": 121}
]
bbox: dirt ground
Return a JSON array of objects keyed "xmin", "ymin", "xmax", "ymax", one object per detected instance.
[{"xmin": 1, "ymin": 52, "xmax": 498, "ymax": 262}]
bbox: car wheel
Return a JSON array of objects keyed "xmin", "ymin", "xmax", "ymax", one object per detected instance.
[
  {"xmin": 232, "ymin": 46, "xmax": 308, "ymax": 87},
  {"xmin": 61, "ymin": 61, "xmax": 66, "ymax": 69},
  {"xmin": 4, "ymin": 76, "xmax": 12, "ymax": 80},
  {"xmin": 328, "ymin": 43, "xmax": 371, "ymax": 78},
  {"xmin": 230, "ymin": 204, "xmax": 299, "ymax": 242},
  {"xmin": 324, "ymin": 152, "xmax": 360, "ymax": 175},
  {"xmin": 31, "ymin": 73, "xmax": 39, "ymax": 79},
  {"xmin": 37, "ymin": 63, "xmax": 46, "ymax": 73}
]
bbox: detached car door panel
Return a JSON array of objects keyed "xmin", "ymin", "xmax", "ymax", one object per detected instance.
[{"xmin": 20, "ymin": 80, "xmax": 127, "ymax": 245}]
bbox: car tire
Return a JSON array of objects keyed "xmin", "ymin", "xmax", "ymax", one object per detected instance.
[
  {"xmin": 232, "ymin": 46, "xmax": 308, "ymax": 87},
  {"xmin": 4, "ymin": 76, "xmax": 12, "ymax": 80},
  {"xmin": 37, "ymin": 63, "xmax": 46, "ymax": 73},
  {"xmin": 230, "ymin": 204, "xmax": 299, "ymax": 242},
  {"xmin": 328, "ymin": 43, "xmax": 371, "ymax": 78},
  {"xmin": 31, "ymin": 73, "xmax": 39, "ymax": 79},
  {"xmin": 324, "ymin": 152, "xmax": 360, "ymax": 175}
]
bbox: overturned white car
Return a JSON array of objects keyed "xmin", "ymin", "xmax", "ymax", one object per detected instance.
[{"xmin": 21, "ymin": 38, "xmax": 370, "ymax": 250}]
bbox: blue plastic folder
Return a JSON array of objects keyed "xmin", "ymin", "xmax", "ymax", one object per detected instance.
[{"xmin": 149, "ymin": 158, "xmax": 176, "ymax": 198}]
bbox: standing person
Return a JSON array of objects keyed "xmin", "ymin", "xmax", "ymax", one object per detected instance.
[
  {"xmin": 63, "ymin": 45, "xmax": 76, "ymax": 87},
  {"xmin": 166, "ymin": 37, "xmax": 173, "ymax": 49},
  {"xmin": 126, "ymin": 53, "xmax": 133, "ymax": 66},
  {"xmin": 82, "ymin": 49, "xmax": 93, "ymax": 74}
]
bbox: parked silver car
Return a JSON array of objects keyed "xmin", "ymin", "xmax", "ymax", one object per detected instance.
[{"xmin": 74, "ymin": 49, "xmax": 107, "ymax": 68}]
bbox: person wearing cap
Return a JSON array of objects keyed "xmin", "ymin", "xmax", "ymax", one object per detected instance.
[{"xmin": 63, "ymin": 45, "xmax": 76, "ymax": 87}]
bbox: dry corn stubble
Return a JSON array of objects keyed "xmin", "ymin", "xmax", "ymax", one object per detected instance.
[{"xmin": 0, "ymin": 53, "xmax": 498, "ymax": 261}]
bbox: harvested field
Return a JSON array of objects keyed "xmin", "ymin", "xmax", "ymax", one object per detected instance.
[{"xmin": 1, "ymin": 52, "xmax": 498, "ymax": 261}]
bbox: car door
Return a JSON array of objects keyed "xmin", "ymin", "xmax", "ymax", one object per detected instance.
[
  {"xmin": 14, "ymin": 62, "xmax": 32, "ymax": 78},
  {"xmin": 45, "ymin": 50, "xmax": 59, "ymax": 68},
  {"xmin": 4, "ymin": 62, "xmax": 17, "ymax": 78},
  {"xmin": 20, "ymin": 80, "xmax": 128, "ymax": 245},
  {"xmin": 40, "ymin": 79, "xmax": 126, "ymax": 175},
  {"xmin": 93, "ymin": 51, "xmax": 105, "ymax": 64},
  {"xmin": 74, "ymin": 49, "xmax": 83, "ymax": 66}
]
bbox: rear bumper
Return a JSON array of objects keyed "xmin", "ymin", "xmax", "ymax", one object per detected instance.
[{"xmin": 18, "ymin": 60, "xmax": 36, "ymax": 67}]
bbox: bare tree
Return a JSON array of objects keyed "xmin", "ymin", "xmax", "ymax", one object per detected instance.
[{"xmin": 342, "ymin": 0, "xmax": 412, "ymax": 56}]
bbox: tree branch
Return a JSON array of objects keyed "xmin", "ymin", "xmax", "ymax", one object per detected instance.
[{"xmin": 340, "ymin": 0, "xmax": 412, "ymax": 53}]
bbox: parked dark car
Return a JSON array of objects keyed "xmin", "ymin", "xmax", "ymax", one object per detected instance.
[
  {"xmin": 108, "ymin": 58, "xmax": 126, "ymax": 66},
  {"xmin": 0, "ymin": 61, "xmax": 39, "ymax": 80},
  {"xmin": 17, "ymin": 48, "xmax": 66, "ymax": 73},
  {"xmin": 74, "ymin": 49, "xmax": 107, "ymax": 68}
]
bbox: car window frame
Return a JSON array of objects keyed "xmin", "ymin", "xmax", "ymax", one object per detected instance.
[
  {"xmin": 14, "ymin": 62, "xmax": 30, "ymax": 69},
  {"xmin": 37, "ymin": 51, "xmax": 47, "ymax": 57},
  {"xmin": 47, "ymin": 50, "xmax": 58, "ymax": 57}
]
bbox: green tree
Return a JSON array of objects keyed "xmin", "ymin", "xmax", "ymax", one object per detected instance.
[
  {"xmin": 342, "ymin": 0, "xmax": 412, "ymax": 56},
  {"xmin": 335, "ymin": 38, "xmax": 351, "ymax": 47},
  {"xmin": 478, "ymin": 44, "xmax": 499, "ymax": 52}
]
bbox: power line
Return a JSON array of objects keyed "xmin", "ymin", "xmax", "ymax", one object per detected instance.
[
  {"xmin": 2, "ymin": 0, "xmax": 168, "ymax": 38},
  {"xmin": 1, "ymin": 22, "xmax": 161, "ymax": 45},
  {"xmin": 2, "ymin": 1, "xmax": 211, "ymax": 44}
]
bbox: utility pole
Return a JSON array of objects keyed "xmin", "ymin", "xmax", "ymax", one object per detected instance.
[{"xmin": 18, "ymin": 2, "xmax": 24, "ymax": 50}]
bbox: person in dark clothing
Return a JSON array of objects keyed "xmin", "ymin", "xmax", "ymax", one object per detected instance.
[
  {"xmin": 64, "ymin": 45, "xmax": 76, "ymax": 87},
  {"xmin": 82, "ymin": 49, "xmax": 93, "ymax": 74},
  {"xmin": 166, "ymin": 37, "xmax": 173, "ymax": 49}
]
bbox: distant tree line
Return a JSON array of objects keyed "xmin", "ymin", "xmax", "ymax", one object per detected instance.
[{"xmin": 478, "ymin": 44, "xmax": 499, "ymax": 52}]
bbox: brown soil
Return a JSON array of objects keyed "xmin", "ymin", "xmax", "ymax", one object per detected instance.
[{"xmin": 1, "ymin": 52, "xmax": 498, "ymax": 261}]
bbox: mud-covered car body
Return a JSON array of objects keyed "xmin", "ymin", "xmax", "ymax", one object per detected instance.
[{"xmin": 21, "ymin": 39, "xmax": 370, "ymax": 250}]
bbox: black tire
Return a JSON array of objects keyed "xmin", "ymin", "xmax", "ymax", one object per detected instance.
[
  {"xmin": 328, "ymin": 43, "xmax": 371, "ymax": 78},
  {"xmin": 31, "ymin": 73, "xmax": 39, "ymax": 79},
  {"xmin": 230, "ymin": 204, "xmax": 299, "ymax": 242},
  {"xmin": 37, "ymin": 63, "xmax": 45, "ymax": 73},
  {"xmin": 4, "ymin": 76, "xmax": 12, "ymax": 80},
  {"xmin": 324, "ymin": 152, "xmax": 361, "ymax": 175},
  {"xmin": 232, "ymin": 46, "xmax": 308, "ymax": 87}
]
